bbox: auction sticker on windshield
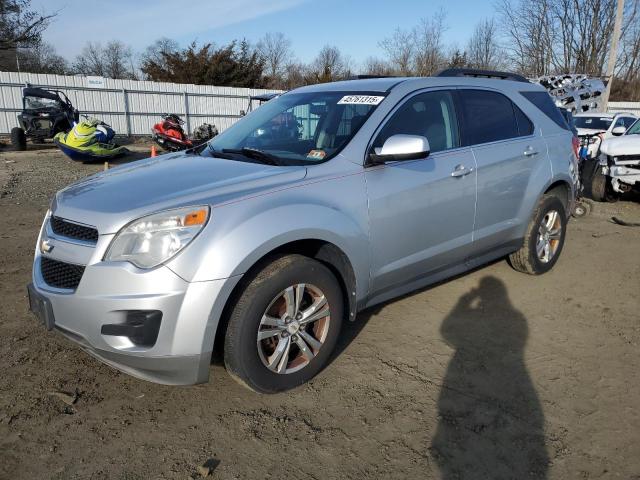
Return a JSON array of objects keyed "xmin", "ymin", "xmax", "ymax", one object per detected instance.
[{"xmin": 337, "ymin": 95, "xmax": 385, "ymax": 105}]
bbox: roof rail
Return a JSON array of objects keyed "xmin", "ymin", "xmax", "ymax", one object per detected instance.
[
  {"xmin": 350, "ymin": 74, "xmax": 399, "ymax": 80},
  {"xmin": 436, "ymin": 68, "xmax": 530, "ymax": 83}
]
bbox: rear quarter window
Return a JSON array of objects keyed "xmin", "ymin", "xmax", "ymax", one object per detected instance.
[{"xmin": 520, "ymin": 91, "xmax": 569, "ymax": 131}]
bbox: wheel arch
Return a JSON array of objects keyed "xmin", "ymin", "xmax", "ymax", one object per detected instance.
[
  {"xmin": 212, "ymin": 238, "xmax": 358, "ymax": 359},
  {"xmin": 543, "ymin": 179, "xmax": 573, "ymax": 215}
]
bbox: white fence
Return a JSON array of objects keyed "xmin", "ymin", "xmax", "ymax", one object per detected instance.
[
  {"xmin": 1, "ymin": 71, "xmax": 637, "ymax": 136},
  {"xmin": 608, "ymin": 102, "xmax": 640, "ymax": 115},
  {"xmin": 0, "ymin": 71, "xmax": 281, "ymax": 136}
]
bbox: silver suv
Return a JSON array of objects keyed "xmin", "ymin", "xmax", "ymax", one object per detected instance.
[{"xmin": 28, "ymin": 70, "xmax": 578, "ymax": 393}]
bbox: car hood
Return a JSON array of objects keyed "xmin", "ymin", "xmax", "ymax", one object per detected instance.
[
  {"xmin": 53, "ymin": 152, "xmax": 308, "ymax": 234},
  {"xmin": 577, "ymin": 128, "xmax": 606, "ymax": 136},
  {"xmin": 600, "ymin": 135, "xmax": 640, "ymax": 156}
]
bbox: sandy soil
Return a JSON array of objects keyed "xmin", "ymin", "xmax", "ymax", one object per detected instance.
[{"xmin": 0, "ymin": 145, "xmax": 639, "ymax": 480}]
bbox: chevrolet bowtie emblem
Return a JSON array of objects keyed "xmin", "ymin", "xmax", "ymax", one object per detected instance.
[{"xmin": 40, "ymin": 239, "xmax": 54, "ymax": 254}]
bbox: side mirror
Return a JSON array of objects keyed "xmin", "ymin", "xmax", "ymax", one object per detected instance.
[
  {"xmin": 368, "ymin": 134, "xmax": 430, "ymax": 165},
  {"xmin": 611, "ymin": 126, "xmax": 626, "ymax": 136}
]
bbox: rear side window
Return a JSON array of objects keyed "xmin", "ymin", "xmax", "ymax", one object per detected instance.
[
  {"xmin": 520, "ymin": 91, "xmax": 569, "ymax": 130},
  {"xmin": 457, "ymin": 90, "xmax": 523, "ymax": 145}
]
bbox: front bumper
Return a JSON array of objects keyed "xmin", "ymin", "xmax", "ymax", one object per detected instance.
[{"xmin": 29, "ymin": 217, "xmax": 241, "ymax": 385}]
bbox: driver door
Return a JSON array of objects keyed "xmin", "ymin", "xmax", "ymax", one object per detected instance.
[{"xmin": 365, "ymin": 89, "xmax": 477, "ymax": 301}]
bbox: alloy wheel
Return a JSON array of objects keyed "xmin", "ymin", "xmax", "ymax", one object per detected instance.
[
  {"xmin": 256, "ymin": 283, "xmax": 331, "ymax": 374},
  {"xmin": 536, "ymin": 209, "xmax": 562, "ymax": 263}
]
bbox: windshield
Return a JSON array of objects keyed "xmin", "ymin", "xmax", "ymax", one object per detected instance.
[
  {"xmin": 574, "ymin": 116, "xmax": 612, "ymax": 130},
  {"xmin": 24, "ymin": 95, "xmax": 61, "ymax": 110},
  {"xmin": 626, "ymin": 119, "xmax": 640, "ymax": 135},
  {"xmin": 206, "ymin": 91, "xmax": 385, "ymax": 165}
]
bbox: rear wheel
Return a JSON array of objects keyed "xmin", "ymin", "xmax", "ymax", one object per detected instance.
[
  {"xmin": 509, "ymin": 195, "xmax": 567, "ymax": 275},
  {"xmin": 224, "ymin": 254, "xmax": 343, "ymax": 393},
  {"xmin": 11, "ymin": 127, "xmax": 26, "ymax": 151}
]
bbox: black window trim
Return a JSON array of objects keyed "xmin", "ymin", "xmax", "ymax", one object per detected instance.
[
  {"xmin": 364, "ymin": 87, "xmax": 468, "ymax": 166},
  {"xmin": 454, "ymin": 87, "xmax": 537, "ymax": 148},
  {"xmin": 519, "ymin": 89, "xmax": 570, "ymax": 132}
]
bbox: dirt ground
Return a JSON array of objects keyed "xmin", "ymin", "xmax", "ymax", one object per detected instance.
[{"xmin": 0, "ymin": 144, "xmax": 639, "ymax": 480}]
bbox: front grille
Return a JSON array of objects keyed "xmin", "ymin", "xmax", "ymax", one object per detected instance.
[
  {"xmin": 50, "ymin": 216, "xmax": 98, "ymax": 243},
  {"xmin": 40, "ymin": 257, "xmax": 85, "ymax": 290},
  {"xmin": 618, "ymin": 155, "xmax": 640, "ymax": 162}
]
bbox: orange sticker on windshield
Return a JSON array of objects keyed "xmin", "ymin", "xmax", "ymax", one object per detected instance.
[{"xmin": 307, "ymin": 150, "xmax": 326, "ymax": 160}]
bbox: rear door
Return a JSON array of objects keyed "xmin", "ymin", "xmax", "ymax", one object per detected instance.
[{"xmin": 456, "ymin": 89, "xmax": 548, "ymax": 258}]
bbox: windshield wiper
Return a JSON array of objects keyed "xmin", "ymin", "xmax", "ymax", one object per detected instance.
[{"xmin": 222, "ymin": 147, "xmax": 282, "ymax": 166}]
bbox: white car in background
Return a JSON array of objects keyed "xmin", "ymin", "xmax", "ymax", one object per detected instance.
[
  {"xmin": 574, "ymin": 112, "xmax": 637, "ymax": 158},
  {"xmin": 591, "ymin": 118, "xmax": 640, "ymax": 201}
]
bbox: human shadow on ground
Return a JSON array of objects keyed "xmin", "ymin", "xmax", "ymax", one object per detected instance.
[{"xmin": 429, "ymin": 276, "xmax": 549, "ymax": 479}]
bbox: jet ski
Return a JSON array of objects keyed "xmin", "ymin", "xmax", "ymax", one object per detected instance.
[{"xmin": 54, "ymin": 118, "xmax": 129, "ymax": 162}]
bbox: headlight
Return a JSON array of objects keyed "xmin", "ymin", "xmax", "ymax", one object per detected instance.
[{"xmin": 105, "ymin": 206, "xmax": 209, "ymax": 269}]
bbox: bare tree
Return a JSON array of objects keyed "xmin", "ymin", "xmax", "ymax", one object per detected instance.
[
  {"xmin": 379, "ymin": 27, "xmax": 414, "ymax": 75},
  {"xmin": 497, "ymin": 0, "xmax": 639, "ymax": 77},
  {"xmin": 17, "ymin": 41, "xmax": 67, "ymax": 74},
  {"xmin": 361, "ymin": 56, "xmax": 395, "ymax": 76},
  {"xmin": 141, "ymin": 37, "xmax": 179, "ymax": 78},
  {"xmin": 257, "ymin": 32, "xmax": 293, "ymax": 87},
  {"xmin": 308, "ymin": 45, "xmax": 351, "ymax": 82},
  {"xmin": 446, "ymin": 46, "xmax": 470, "ymax": 69},
  {"xmin": 0, "ymin": 0, "xmax": 55, "ymax": 51},
  {"xmin": 466, "ymin": 18, "xmax": 505, "ymax": 70},
  {"xmin": 73, "ymin": 40, "xmax": 136, "ymax": 79},
  {"xmin": 281, "ymin": 61, "xmax": 308, "ymax": 89},
  {"xmin": 497, "ymin": 0, "xmax": 555, "ymax": 76},
  {"xmin": 413, "ymin": 10, "xmax": 448, "ymax": 75}
]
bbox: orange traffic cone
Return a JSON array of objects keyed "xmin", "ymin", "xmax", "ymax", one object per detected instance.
[{"xmin": 151, "ymin": 145, "xmax": 157, "ymax": 157}]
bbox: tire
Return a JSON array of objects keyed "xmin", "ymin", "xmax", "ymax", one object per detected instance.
[
  {"xmin": 224, "ymin": 254, "xmax": 344, "ymax": 393},
  {"xmin": 572, "ymin": 200, "xmax": 590, "ymax": 218},
  {"xmin": 11, "ymin": 127, "xmax": 26, "ymax": 151},
  {"xmin": 509, "ymin": 195, "xmax": 567, "ymax": 275},
  {"xmin": 589, "ymin": 167, "xmax": 607, "ymax": 202}
]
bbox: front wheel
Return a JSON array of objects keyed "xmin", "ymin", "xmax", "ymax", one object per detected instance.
[
  {"xmin": 224, "ymin": 254, "xmax": 343, "ymax": 393},
  {"xmin": 11, "ymin": 127, "xmax": 26, "ymax": 151},
  {"xmin": 509, "ymin": 195, "xmax": 567, "ymax": 275}
]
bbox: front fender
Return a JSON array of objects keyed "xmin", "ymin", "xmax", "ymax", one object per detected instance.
[{"xmin": 166, "ymin": 174, "xmax": 371, "ymax": 301}]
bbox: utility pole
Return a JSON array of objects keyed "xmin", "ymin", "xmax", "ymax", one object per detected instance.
[{"xmin": 601, "ymin": 0, "xmax": 625, "ymax": 112}]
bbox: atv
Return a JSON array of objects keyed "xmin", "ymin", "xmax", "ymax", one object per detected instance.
[{"xmin": 12, "ymin": 86, "xmax": 79, "ymax": 151}]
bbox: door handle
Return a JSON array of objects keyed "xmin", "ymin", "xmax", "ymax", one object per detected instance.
[
  {"xmin": 524, "ymin": 147, "xmax": 539, "ymax": 157},
  {"xmin": 451, "ymin": 164, "xmax": 474, "ymax": 177}
]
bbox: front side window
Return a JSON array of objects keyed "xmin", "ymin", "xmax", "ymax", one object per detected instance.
[
  {"xmin": 614, "ymin": 116, "xmax": 636, "ymax": 129},
  {"xmin": 206, "ymin": 91, "xmax": 384, "ymax": 165},
  {"xmin": 372, "ymin": 90, "xmax": 460, "ymax": 153},
  {"xmin": 626, "ymin": 119, "xmax": 640, "ymax": 135},
  {"xmin": 458, "ymin": 90, "xmax": 523, "ymax": 145}
]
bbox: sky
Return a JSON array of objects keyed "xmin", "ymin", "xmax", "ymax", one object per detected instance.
[{"xmin": 32, "ymin": 0, "xmax": 493, "ymax": 66}]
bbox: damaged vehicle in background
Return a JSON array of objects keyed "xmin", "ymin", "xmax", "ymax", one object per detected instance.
[
  {"xmin": 12, "ymin": 86, "xmax": 79, "ymax": 151},
  {"xmin": 574, "ymin": 112, "xmax": 637, "ymax": 159},
  {"xmin": 27, "ymin": 69, "xmax": 577, "ymax": 393},
  {"xmin": 591, "ymin": 118, "xmax": 640, "ymax": 201}
]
